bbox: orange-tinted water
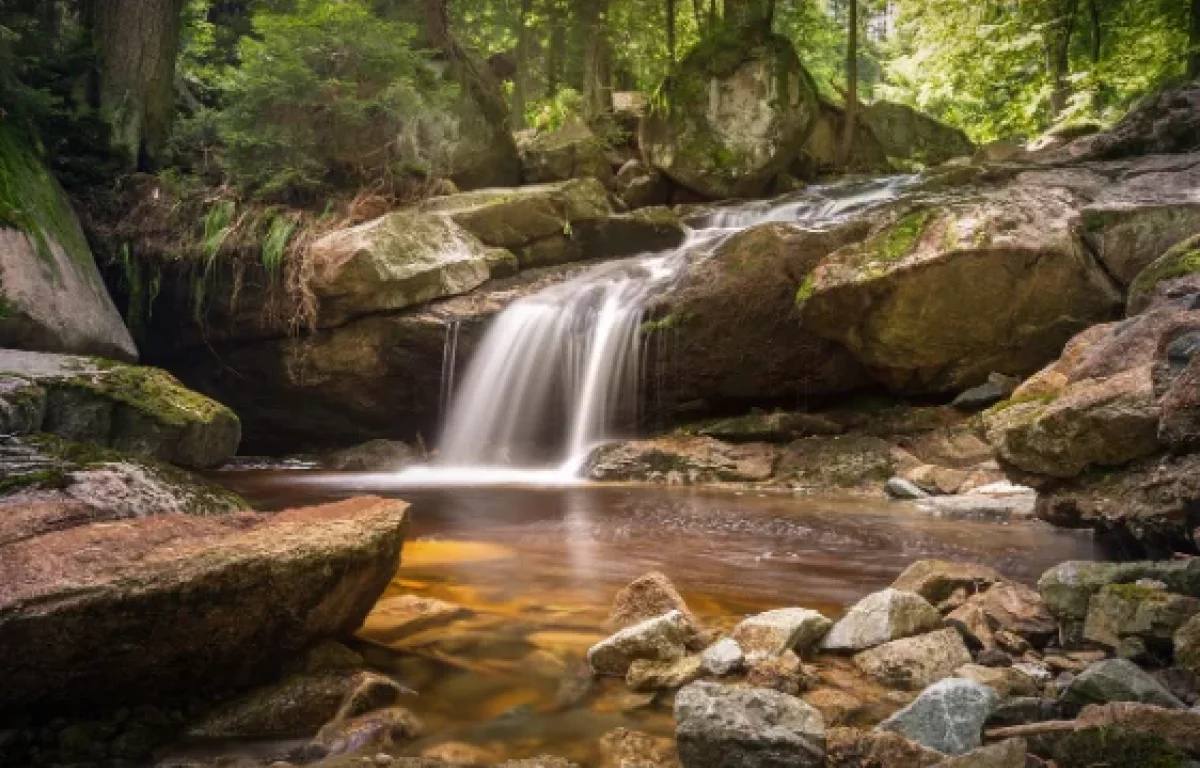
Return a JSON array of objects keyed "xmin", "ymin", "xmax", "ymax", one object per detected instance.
[{"xmin": 213, "ymin": 473, "xmax": 1099, "ymax": 764}]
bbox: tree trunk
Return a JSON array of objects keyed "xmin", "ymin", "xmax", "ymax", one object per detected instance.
[
  {"xmin": 667, "ymin": 0, "xmax": 677, "ymax": 63},
  {"xmin": 1087, "ymin": 0, "xmax": 1101, "ymax": 64},
  {"xmin": 723, "ymin": 0, "xmax": 770, "ymax": 27},
  {"xmin": 547, "ymin": 0, "xmax": 566, "ymax": 97},
  {"xmin": 88, "ymin": 0, "xmax": 185, "ymax": 169},
  {"xmin": 837, "ymin": 0, "xmax": 858, "ymax": 168},
  {"xmin": 513, "ymin": 0, "xmax": 532, "ymax": 128},
  {"xmin": 581, "ymin": 0, "xmax": 612, "ymax": 120},
  {"xmin": 1190, "ymin": 0, "xmax": 1200, "ymax": 79},
  {"xmin": 1046, "ymin": 0, "xmax": 1079, "ymax": 118}
]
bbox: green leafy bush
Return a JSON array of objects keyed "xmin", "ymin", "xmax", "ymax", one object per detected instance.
[{"xmin": 213, "ymin": 0, "xmax": 457, "ymax": 203}]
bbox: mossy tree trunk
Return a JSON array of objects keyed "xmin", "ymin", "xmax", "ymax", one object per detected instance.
[
  {"xmin": 1045, "ymin": 0, "xmax": 1079, "ymax": 118},
  {"xmin": 86, "ymin": 0, "xmax": 185, "ymax": 170},
  {"xmin": 837, "ymin": 0, "xmax": 858, "ymax": 168},
  {"xmin": 513, "ymin": 0, "xmax": 532, "ymax": 128}
]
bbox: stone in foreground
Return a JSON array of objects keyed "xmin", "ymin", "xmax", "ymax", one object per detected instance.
[
  {"xmin": 821, "ymin": 588, "xmax": 943, "ymax": 652},
  {"xmin": 608, "ymin": 570, "xmax": 693, "ymax": 629},
  {"xmin": 587, "ymin": 610, "xmax": 693, "ymax": 676},
  {"xmin": 854, "ymin": 628, "xmax": 973, "ymax": 690},
  {"xmin": 930, "ymin": 738, "xmax": 1026, "ymax": 768},
  {"xmin": 1061, "ymin": 658, "xmax": 1185, "ymax": 712},
  {"xmin": 0, "ymin": 496, "xmax": 408, "ymax": 716},
  {"xmin": 731, "ymin": 607, "xmax": 833, "ymax": 657},
  {"xmin": 674, "ymin": 681, "xmax": 825, "ymax": 768},
  {"xmin": 891, "ymin": 560, "xmax": 1004, "ymax": 605},
  {"xmin": 876, "ymin": 678, "xmax": 999, "ymax": 756}
]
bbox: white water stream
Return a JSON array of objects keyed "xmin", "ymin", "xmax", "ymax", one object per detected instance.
[{"xmin": 398, "ymin": 176, "xmax": 914, "ymax": 486}]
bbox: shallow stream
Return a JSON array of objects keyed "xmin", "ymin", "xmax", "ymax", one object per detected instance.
[{"xmin": 208, "ymin": 472, "xmax": 1099, "ymax": 765}]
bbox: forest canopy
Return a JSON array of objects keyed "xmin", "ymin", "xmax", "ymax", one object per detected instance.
[{"xmin": 1, "ymin": 0, "xmax": 1197, "ymax": 202}]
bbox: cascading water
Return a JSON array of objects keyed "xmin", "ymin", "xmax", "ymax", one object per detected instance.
[{"xmin": 400, "ymin": 175, "xmax": 916, "ymax": 485}]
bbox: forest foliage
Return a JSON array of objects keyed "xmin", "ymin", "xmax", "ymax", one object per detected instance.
[{"xmin": 0, "ymin": 0, "xmax": 1197, "ymax": 201}]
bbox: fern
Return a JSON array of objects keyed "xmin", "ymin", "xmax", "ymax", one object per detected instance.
[{"xmin": 261, "ymin": 213, "xmax": 297, "ymax": 276}]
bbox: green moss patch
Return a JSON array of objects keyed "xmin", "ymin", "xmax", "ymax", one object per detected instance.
[
  {"xmin": 861, "ymin": 208, "xmax": 935, "ymax": 267},
  {"xmin": 1102, "ymin": 582, "xmax": 1171, "ymax": 603},
  {"xmin": 1128, "ymin": 235, "xmax": 1200, "ymax": 312},
  {"xmin": 1052, "ymin": 726, "xmax": 1184, "ymax": 768},
  {"xmin": 67, "ymin": 363, "xmax": 232, "ymax": 428}
]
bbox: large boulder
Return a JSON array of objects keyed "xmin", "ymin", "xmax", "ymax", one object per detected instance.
[
  {"xmin": 794, "ymin": 98, "xmax": 891, "ymax": 177},
  {"xmin": 640, "ymin": 26, "xmax": 819, "ymax": 198},
  {"xmin": 644, "ymin": 221, "xmax": 869, "ymax": 420},
  {"xmin": 1082, "ymin": 205, "xmax": 1200, "ymax": 292},
  {"xmin": 820, "ymin": 588, "xmax": 943, "ymax": 652},
  {"xmin": 876, "ymin": 678, "xmax": 998, "ymax": 756},
  {"xmin": 797, "ymin": 185, "xmax": 1122, "ymax": 394},
  {"xmin": 1046, "ymin": 82, "xmax": 1200, "ymax": 162},
  {"xmin": 0, "ymin": 496, "xmax": 408, "ymax": 716},
  {"xmin": 674, "ymin": 681, "xmax": 826, "ymax": 768},
  {"xmin": 859, "ymin": 101, "xmax": 975, "ymax": 166},
  {"xmin": 1082, "ymin": 582, "xmax": 1200, "ymax": 655},
  {"xmin": 0, "ymin": 349, "xmax": 240, "ymax": 469},
  {"xmin": 307, "ymin": 211, "xmax": 499, "ymax": 327},
  {"xmin": 0, "ymin": 127, "xmax": 136, "ymax": 360}
]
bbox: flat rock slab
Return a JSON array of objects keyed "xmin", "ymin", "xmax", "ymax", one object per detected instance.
[
  {"xmin": 0, "ymin": 496, "xmax": 408, "ymax": 716},
  {"xmin": 877, "ymin": 678, "xmax": 999, "ymax": 755}
]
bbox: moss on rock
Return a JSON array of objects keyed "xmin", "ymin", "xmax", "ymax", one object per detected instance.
[{"xmin": 1127, "ymin": 235, "xmax": 1200, "ymax": 315}]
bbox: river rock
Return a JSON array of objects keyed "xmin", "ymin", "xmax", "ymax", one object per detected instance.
[
  {"xmin": 745, "ymin": 650, "xmax": 819, "ymax": 696},
  {"xmin": 798, "ymin": 181, "xmax": 1122, "ymax": 394},
  {"xmin": 776, "ymin": 434, "xmax": 897, "ymax": 492},
  {"xmin": 1159, "ymin": 342, "xmax": 1200, "ymax": 451},
  {"xmin": 0, "ymin": 349, "xmax": 240, "ymax": 469},
  {"xmin": 356, "ymin": 594, "xmax": 468, "ymax": 646},
  {"xmin": 696, "ymin": 410, "xmax": 844, "ymax": 444},
  {"xmin": 700, "ymin": 637, "xmax": 745, "ymax": 676},
  {"xmin": 951, "ymin": 374, "xmax": 1020, "ymax": 412},
  {"xmin": 821, "ymin": 589, "xmax": 943, "ymax": 652},
  {"xmin": 307, "ymin": 210, "xmax": 497, "ymax": 326},
  {"xmin": 1061, "ymin": 658, "xmax": 1185, "ymax": 712},
  {"xmin": 599, "ymin": 727, "xmax": 681, "ymax": 768},
  {"xmin": 640, "ymin": 26, "xmax": 819, "ymax": 199},
  {"xmin": 915, "ymin": 488, "xmax": 1037, "ymax": 522},
  {"xmin": 310, "ymin": 706, "xmax": 423, "ymax": 759},
  {"xmin": 519, "ymin": 121, "xmax": 613, "ymax": 187},
  {"xmin": 961, "ymin": 582, "xmax": 1056, "ymax": 641},
  {"xmin": 1174, "ymin": 614, "xmax": 1200, "ymax": 676},
  {"xmin": 585, "ymin": 436, "xmax": 778, "ymax": 484},
  {"xmin": 322, "ymin": 440, "xmax": 417, "ymax": 472},
  {"xmin": 1082, "ymin": 583, "xmax": 1200, "ymax": 653},
  {"xmin": 854, "ymin": 628, "xmax": 973, "ymax": 690},
  {"xmin": 732, "ymin": 608, "xmax": 833, "ymax": 657},
  {"xmin": 825, "ymin": 727, "xmax": 945, "ymax": 768},
  {"xmin": 886, "ymin": 477, "xmax": 929, "ymax": 499},
  {"xmin": 0, "ymin": 127, "xmax": 137, "ymax": 361},
  {"xmin": 860, "ymin": 101, "xmax": 974, "ymax": 166},
  {"xmin": 1127, "ymin": 234, "xmax": 1200, "ymax": 316},
  {"xmin": 188, "ymin": 671, "xmax": 405, "ymax": 739},
  {"xmin": 609, "ymin": 571, "xmax": 693, "ymax": 629},
  {"xmin": 952, "ymin": 664, "xmax": 1038, "ymax": 698},
  {"xmin": 674, "ymin": 681, "xmax": 826, "ymax": 768},
  {"xmin": 1076, "ymin": 701, "xmax": 1200, "ymax": 756},
  {"xmin": 627, "ymin": 655, "xmax": 703, "ymax": 692},
  {"xmin": 588, "ymin": 610, "xmax": 694, "ymax": 677},
  {"xmin": 876, "ymin": 678, "xmax": 998, "ymax": 756},
  {"xmin": 1080, "ymin": 203, "xmax": 1200, "ymax": 292},
  {"xmin": 0, "ymin": 496, "xmax": 408, "ymax": 716},
  {"xmin": 929, "ymin": 739, "xmax": 1026, "ymax": 768},
  {"xmin": 1039, "ymin": 559, "xmax": 1200, "ymax": 646},
  {"xmin": 891, "ymin": 561, "xmax": 1005, "ymax": 606},
  {"xmin": 802, "ymin": 689, "xmax": 865, "ymax": 727}
]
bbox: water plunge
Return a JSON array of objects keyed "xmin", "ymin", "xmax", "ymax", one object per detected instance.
[{"xmin": 404, "ymin": 176, "xmax": 916, "ymax": 484}]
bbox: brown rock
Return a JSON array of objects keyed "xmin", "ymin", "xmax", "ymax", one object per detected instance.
[
  {"xmin": 1077, "ymin": 701, "xmax": 1200, "ymax": 756},
  {"xmin": 892, "ymin": 561, "xmax": 1005, "ymax": 605},
  {"xmin": 953, "ymin": 663, "xmax": 1038, "ymax": 698},
  {"xmin": 746, "ymin": 650, "xmax": 819, "ymax": 696},
  {"xmin": 0, "ymin": 496, "xmax": 408, "ymax": 717},
  {"xmin": 598, "ymin": 727, "xmax": 681, "ymax": 768},
  {"xmin": 608, "ymin": 571, "xmax": 693, "ymax": 629},
  {"xmin": 803, "ymin": 688, "xmax": 866, "ymax": 727},
  {"xmin": 1160, "ymin": 354, "xmax": 1200, "ymax": 451},
  {"xmin": 971, "ymin": 583, "xmax": 1058, "ymax": 640},
  {"xmin": 826, "ymin": 727, "xmax": 946, "ymax": 768},
  {"xmin": 357, "ymin": 595, "xmax": 467, "ymax": 646},
  {"xmin": 626, "ymin": 655, "xmax": 703, "ymax": 692},
  {"xmin": 853, "ymin": 628, "xmax": 974, "ymax": 690}
]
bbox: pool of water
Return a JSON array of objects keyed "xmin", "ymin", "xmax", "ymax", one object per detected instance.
[{"xmin": 211, "ymin": 472, "xmax": 1100, "ymax": 765}]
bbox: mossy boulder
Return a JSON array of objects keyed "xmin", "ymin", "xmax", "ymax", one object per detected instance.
[
  {"xmin": 584, "ymin": 436, "xmax": 778, "ymax": 484},
  {"xmin": 794, "ymin": 98, "xmax": 891, "ymax": 177},
  {"xmin": 1081, "ymin": 204, "xmax": 1200, "ymax": 292},
  {"xmin": 0, "ymin": 126, "xmax": 136, "ymax": 360},
  {"xmin": 640, "ymin": 26, "xmax": 819, "ymax": 198},
  {"xmin": 798, "ymin": 184, "xmax": 1123, "ymax": 393},
  {"xmin": 0, "ymin": 496, "xmax": 408, "ymax": 717},
  {"xmin": 308, "ymin": 211, "xmax": 498, "ymax": 327},
  {"xmin": 0, "ymin": 349, "xmax": 240, "ymax": 469},
  {"xmin": 1127, "ymin": 235, "xmax": 1200, "ymax": 315},
  {"xmin": 518, "ymin": 120, "xmax": 614, "ymax": 187},
  {"xmin": 859, "ymin": 101, "xmax": 974, "ymax": 166}
]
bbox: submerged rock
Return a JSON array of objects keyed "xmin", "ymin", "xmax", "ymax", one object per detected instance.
[
  {"xmin": 626, "ymin": 655, "xmax": 703, "ymax": 692},
  {"xmin": 876, "ymin": 678, "xmax": 998, "ymax": 756},
  {"xmin": 674, "ymin": 681, "xmax": 826, "ymax": 768},
  {"xmin": 821, "ymin": 589, "xmax": 943, "ymax": 652},
  {"xmin": 322, "ymin": 439, "xmax": 417, "ymax": 472},
  {"xmin": 0, "ymin": 496, "xmax": 408, "ymax": 716}
]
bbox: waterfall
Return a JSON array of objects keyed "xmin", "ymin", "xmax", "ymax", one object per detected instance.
[{"xmin": 400, "ymin": 175, "xmax": 916, "ymax": 485}]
